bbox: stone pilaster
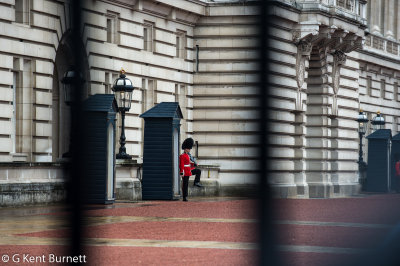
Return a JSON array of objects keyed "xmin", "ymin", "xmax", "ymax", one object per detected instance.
[
  {"xmin": 329, "ymin": 50, "xmax": 347, "ymax": 195},
  {"xmin": 397, "ymin": 1, "xmax": 400, "ymax": 41},
  {"xmin": 293, "ymin": 39, "xmax": 312, "ymax": 197},
  {"xmin": 305, "ymin": 46, "xmax": 333, "ymax": 198},
  {"xmin": 385, "ymin": 0, "xmax": 395, "ymax": 39},
  {"xmin": 331, "ymin": 50, "xmax": 347, "ymax": 117},
  {"xmin": 295, "ymin": 40, "xmax": 312, "ymax": 110},
  {"xmin": 291, "ymin": 21, "xmax": 363, "ymax": 198},
  {"xmin": 369, "ymin": 0, "xmax": 382, "ymax": 35}
]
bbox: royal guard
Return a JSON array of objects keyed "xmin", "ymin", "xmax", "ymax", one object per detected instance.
[{"xmin": 179, "ymin": 138, "xmax": 202, "ymax": 201}]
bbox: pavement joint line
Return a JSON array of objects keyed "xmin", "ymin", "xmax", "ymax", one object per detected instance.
[
  {"xmin": 0, "ymin": 215, "xmax": 256, "ymax": 245},
  {"xmin": 276, "ymin": 244, "xmax": 367, "ymax": 254},
  {"xmin": 85, "ymin": 216, "xmax": 257, "ymax": 225},
  {"xmin": 274, "ymin": 220, "xmax": 394, "ymax": 229},
  {"xmin": 82, "ymin": 238, "xmax": 259, "ymax": 250},
  {"xmin": 0, "ymin": 235, "xmax": 258, "ymax": 250}
]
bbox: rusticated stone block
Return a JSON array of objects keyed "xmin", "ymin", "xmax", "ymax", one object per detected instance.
[{"xmin": 0, "ymin": 182, "xmax": 66, "ymax": 206}]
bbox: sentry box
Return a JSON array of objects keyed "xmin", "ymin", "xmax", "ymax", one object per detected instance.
[
  {"xmin": 140, "ymin": 102, "xmax": 183, "ymax": 200},
  {"xmin": 82, "ymin": 94, "xmax": 118, "ymax": 204},
  {"xmin": 366, "ymin": 129, "xmax": 392, "ymax": 193},
  {"xmin": 391, "ymin": 133, "xmax": 400, "ymax": 190}
]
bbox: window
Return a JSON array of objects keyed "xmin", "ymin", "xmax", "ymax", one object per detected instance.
[
  {"xmin": 367, "ymin": 112, "xmax": 373, "ymax": 135},
  {"xmin": 12, "ymin": 58, "xmax": 20, "ymax": 154},
  {"xmin": 141, "ymin": 79, "xmax": 146, "ymax": 113},
  {"xmin": 143, "ymin": 23, "xmax": 154, "ymax": 52},
  {"xmin": 11, "ymin": 58, "xmax": 33, "ymax": 160},
  {"xmin": 176, "ymin": 36, "xmax": 180, "ymax": 57},
  {"xmin": 367, "ymin": 76, "xmax": 372, "ymax": 96},
  {"xmin": 105, "ymin": 73, "xmax": 111, "ymax": 93},
  {"xmin": 176, "ymin": 31, "xmax": 186, "ymax": 59},
  {"xmin": 142, "ymin": 79, "xmax": 155, "ymax": 110},
  {"xmin": 381, "ymin": 79, "xmax": 385, "ymax": 98},
  {"xmin": 337, "ymin": 0, "xmax": 354, "ymax": 11},
  {"xmin": 176, "ymin": 84, "xmax": 186, "ymax": 134},
  {"xmin": 15, "ymin": 0, "xmax": 30, "ymax": 25},
  {"xmin": 148, "ymin": 79, "xmax": 155, "ymax": 105},
  {"xmin": 106, "ymin": 12, "xmax": 119, "ymax": 44},
  {"xmin": 175, "ymin": 84, "xmax": 179, "ymax": 102},
  {"xmin": 105, "ymin": 72, "xmax": 118, "ymax": 94}
]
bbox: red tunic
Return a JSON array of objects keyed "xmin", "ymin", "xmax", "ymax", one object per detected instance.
[
  {"xmin": 179, "ymin": 152, "xmax": 194, "ymax": 176},
  {"xmin": 396, "ymin": 161, "xmax": 400, "ymax": 177}
]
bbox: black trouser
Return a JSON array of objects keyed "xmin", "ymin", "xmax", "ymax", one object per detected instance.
[
  {"xmin": 182, "ymin": 169, "xmax": 202, "ymax": 199},
  {"xmin": 191, "ymin": 168, "xmax": 201, "ymax": 183},
  {"xmin": 182, "ymin": 176, "xmax": 189, "ymax": 199}
]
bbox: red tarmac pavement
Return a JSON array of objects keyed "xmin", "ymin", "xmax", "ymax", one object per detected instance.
[
  {"xmin": 273, "ymin": 194, "xmax": 400, "ymax": 224},
  {"xmin": 1, "ymin": 194, "xmax": 400, "ymax": 265},
  {"xmin": 83, "ymin": 199, "xmax": 258, "ymax": 219},
  {"xmin": 1, "ymin": 246, "xmax": 258, "ymax": 266},
  {"xmin": 276, "ymin": 224, "xmax": 389, "ymax": 249},
  {"xmin": 0, "ymin": 198, "xmax": 259, "ymax": 266},
  {"xmin": 273, "ymin": 193, "xmax": 400, "ymax": 266},
  {"xmin": 20, "ymin": 221, "xmax": 258, "ymax": 243}
]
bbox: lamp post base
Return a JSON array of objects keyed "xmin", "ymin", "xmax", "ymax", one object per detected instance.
[
  {"xmin": 358, "ymin": 160, "xmax": 368, "ymax": 191},
  {"xmin": 116, "ymin": 152, "xmax": 132, "ymax": 160}
]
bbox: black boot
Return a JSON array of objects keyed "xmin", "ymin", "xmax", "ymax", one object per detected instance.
[{"xmin": 194, "ymin": 182, "xmax": 203, "ymax": 187}]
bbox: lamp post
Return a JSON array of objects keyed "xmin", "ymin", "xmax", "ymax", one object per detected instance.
[
  {"xmin": 356, "ymin": 109, "xmax": 369, "ymax": 189},
  {"xmin": 371, "ymin": 111, "xmax": 385, "ymax": 131},
  {"xmin": 357, "ymin": 110, "xmax": 368, "ymax": 164},
  {"xmin": 61, "ymin": 66, "xmax": 84, "ymax": 158},
  {"xmin": 112, "ymin": 69, "xmax": 135, "ymax": 160}
]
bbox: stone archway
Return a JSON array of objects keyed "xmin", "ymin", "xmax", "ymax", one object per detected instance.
[
  {"xmin": 293, "ymin": 23, "xmax": 363, "ymax": 198},
  {"xmin": 304, "ymin": 45, "xmax": 334, "ymax": 198},
  {"xmin": 52, "ymin": 31, "xmax": 90, "ymax": 161}
]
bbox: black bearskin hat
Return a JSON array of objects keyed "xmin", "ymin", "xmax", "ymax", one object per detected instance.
[{"xmin": 182, "ymin": 138, "xmax": 194, "ymax": 150}]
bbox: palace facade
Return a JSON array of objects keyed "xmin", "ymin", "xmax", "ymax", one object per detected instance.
[
  {"xmin": 0, "ymin": 0, "xmax": 399, "ymax": 205},
  {"xmin": 267, "ymin": 0, "xmax": 400, "ymax": 198}
]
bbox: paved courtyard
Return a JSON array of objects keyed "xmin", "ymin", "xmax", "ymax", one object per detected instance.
[
  {"xmin": 273, "ymin": 193, "xmax": 400, "ymax": 266},
  {"xmin": 0, "ymin": 198, "xmax": 258, "ymax": 266},
  {"xmin": 1, "ymin": 194, "xmax": 400, "ymax": 265}
]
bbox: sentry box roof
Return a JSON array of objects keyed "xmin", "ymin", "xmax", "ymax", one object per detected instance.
[{"xmin": 140, "ymin": 102, "xmax": 183, "ymax": 119}]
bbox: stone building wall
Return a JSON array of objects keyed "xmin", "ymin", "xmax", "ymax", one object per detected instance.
[
  {"xmin": 0, "ymin": 0, "xmax": 263, "ymax": 205},
  {"xmin": 192, "ymin": 4, "xmax": 260, "ymax": 188},
  {"xmin": 267, "ymin": 0, "xmax": 364, "ymax": 198},
  {"xmin": 0, "ymin": 0, "xmax": 205, "ymax": 165},
  {"xmin": 81, "ymin": 0, "xmax": 201, "ymax": 162},
  {"xmin": 1, "ymin": 0, "xmax": 400, "ymax": 205},
  {"xmin": 268, "ymin": 0, "xmax": 400, "ymax": 198},
  {"xmin": 0, "ymin": 0, "xmax": 60, "ymax": 163},
  {"xmin": 359, "ymin": 0, "xmax": 400, "ymax": 140}
]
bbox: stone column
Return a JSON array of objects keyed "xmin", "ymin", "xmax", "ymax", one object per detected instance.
[
  {"xmin": 330, "ymin": 50, "xmax": 346, "ymax": 195},
  {"xmin": 359, "ymin": 0, "xmax": 367, "ymax": 20},
  {"xmin": 293, "ymin": 111, "xmax": 308, "ymax": 197},
  {"xmin": 397, "ymin": 1, "xmax": 400, "ymax": 41},
  {"xmin": 385, "ymin": 0, "xmax": 395, "ymax": 39},
  {"xmin": 293, "ymin": 39, "xmax": 313, "ymax": 198},
  {"xmin": 369, "ymin": 0, "xmax": 382, "ymax": 35}
]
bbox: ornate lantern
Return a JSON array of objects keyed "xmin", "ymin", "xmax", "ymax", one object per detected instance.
[
  {"xmin": 371, "ymin": 111, "xmax": 385, "ymax": 131},
  {"xmin": 112, "ymin": 69, "xmax": 134, "ymax": 111},
  {"xmin": 357, "ymin": 109, "xmax": 369, "ymax": 135},
  {"xmin": 112, "ymin": 69, "xmax": 136, "ymax": 159}
]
